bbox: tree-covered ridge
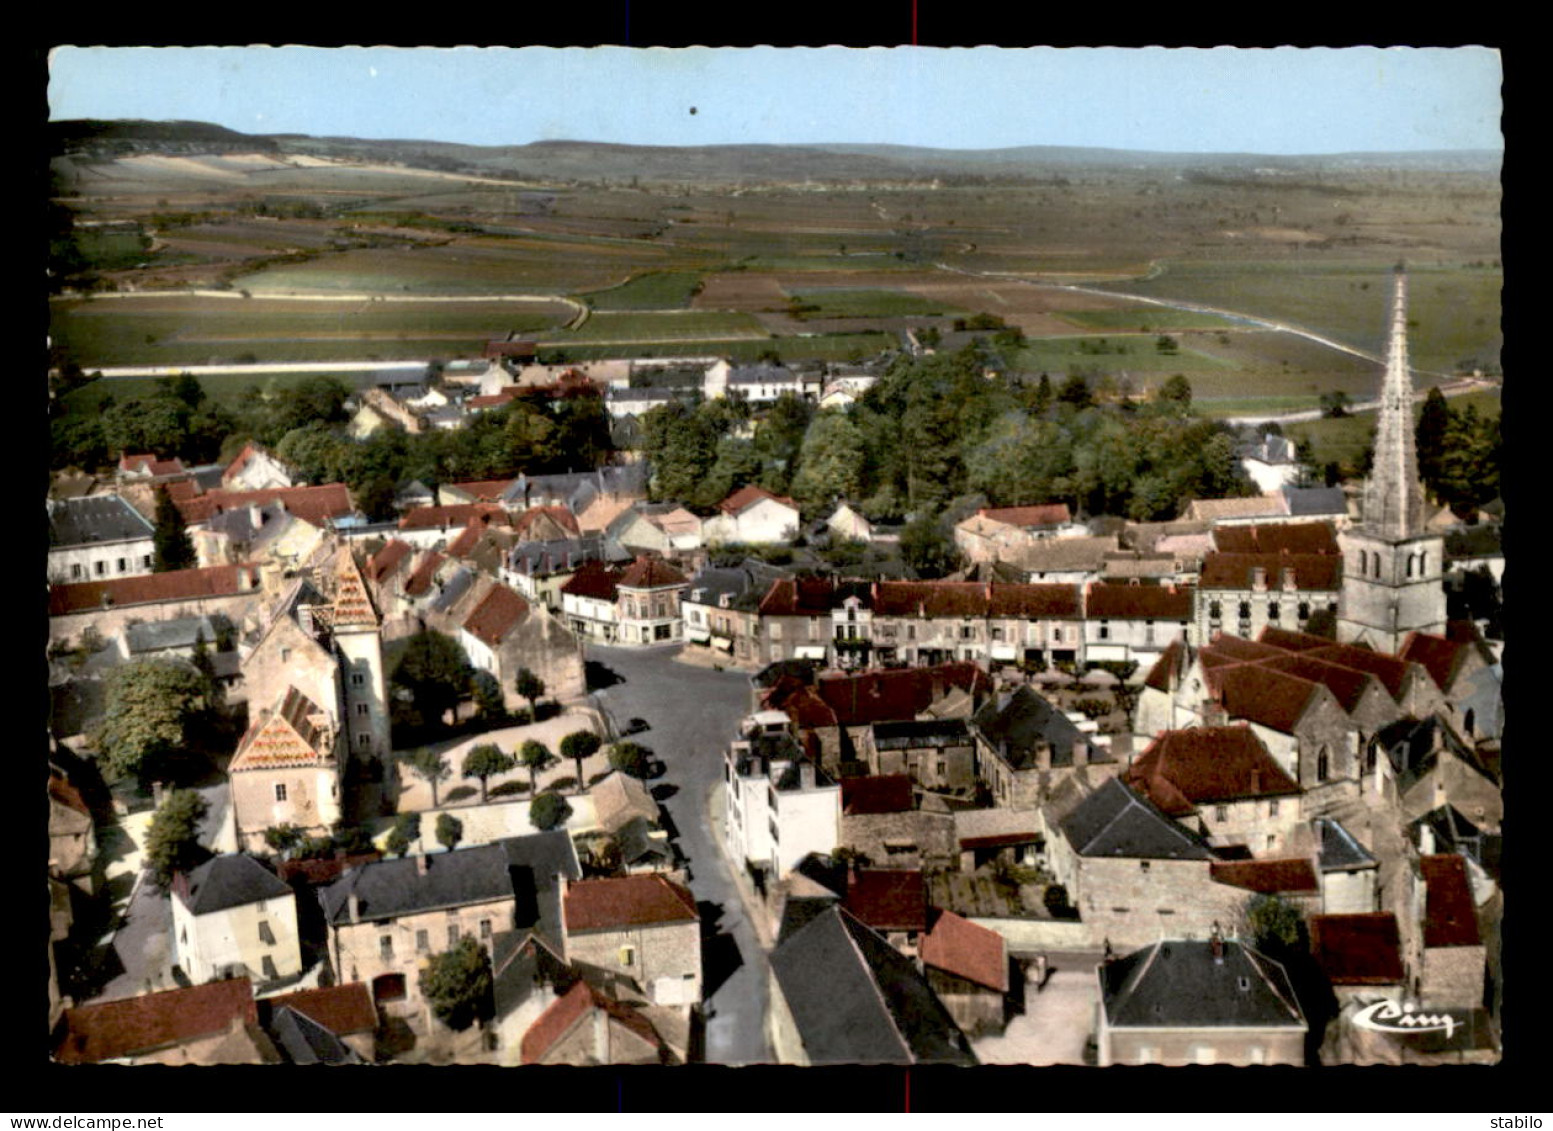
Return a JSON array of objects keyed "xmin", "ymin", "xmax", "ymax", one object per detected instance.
[{"xmin": 642, "ymin": 345, "xmax": 1253, "ymax": 526}]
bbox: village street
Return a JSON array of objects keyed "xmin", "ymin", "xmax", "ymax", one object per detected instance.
[{"xmin": 585, "ymin": 642, "xmax": 772, "ymax": 1066}]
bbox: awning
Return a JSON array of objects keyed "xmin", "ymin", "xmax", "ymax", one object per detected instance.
[
  {"xmin": 795, "ymin": 646, "xmax": 827, "ymax": 660},
  {"xmin": 712, "ymin": 635, "xmax": 733, "ymax": 652},
  {"xmin": 687, "ymin": 629, "xmax": 711, "ymax": 644},
  {"xmin": 990, "ymin": 644, "xmax": 1018, "ymax": 661}
]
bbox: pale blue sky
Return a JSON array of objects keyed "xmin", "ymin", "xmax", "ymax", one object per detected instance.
[{"xmin": 48, "ymin": 46, "xmax": 1502, "ymax": 154}]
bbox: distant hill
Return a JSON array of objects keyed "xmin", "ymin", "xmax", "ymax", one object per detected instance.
[
  {"xmin": 49, "ymin": 119, "xmax": 282, "ymax": 157},
  {"xmin": 46, "ymin": 118, "xmax": 1502, "ymax": 183}
]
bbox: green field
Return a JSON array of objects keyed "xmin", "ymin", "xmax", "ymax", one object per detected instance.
[
  {"xmin": 786, "ymin": 288, "xmax": 962, "ymax": 319},
  {"xmin": 1196, "ymin": 395, "xmax": 1323, "ymax": 417},
  {"xmin": 549, "ymin": 310, "xmax": 767, "ymax": 344},
  {"xmin": 1056, "ymin": 307, "xmax": 1243, "ymax": 332},
  {"xmin": 1286, "ymin": 388, "xmax": 1502, "ymax": 468},
  {"xmin": 1013, "ymin": 337, "xmax": 1233, "ymax": 375},
  {"xmin": 1097, "ymin": 260, "xmax": 1502, "ymax": 375},
  {"xmin": 545, "ymin": 332, "xmax": 894, "ymax": 365},
  {"xmin": 50, "ymin": 298, "xmax": 568, "ymax": 367},
  {"xmin": 578, "ymin": 271, "xmax": 705, "ymax": 310}
]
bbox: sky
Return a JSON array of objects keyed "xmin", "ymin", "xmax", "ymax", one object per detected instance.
[{"xmin": 47, "ymin": 46, "xmax": 1503, "ymax": 155}]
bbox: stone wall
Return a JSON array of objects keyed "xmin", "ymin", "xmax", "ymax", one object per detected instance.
[
  {"xmin": 1421, "ymin": 944, "xmax": 1486, "ymax": 1008},
  {"xmin": 1074, "ymin": 856, "xmax": 1248, "ymax": 953},
  {"xmin": 564, "ymin": 921, "xmax": 701, "ymax": 1006},
  {"xmin": 841, "ymin": 810, "xmax": 956, "ymax": 872}
]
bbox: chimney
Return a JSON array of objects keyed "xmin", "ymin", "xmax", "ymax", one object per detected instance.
[
  {"xmin": 1282, "ymin": 567, "xmax": 1297, "ymax": 592},
  {"xmin": 1201, "ymin": 700, "xmax": 1228, "ymax": 728},
  {"xmin": 1035, "ymin": 740, "xmax": 1052, "ymax": 772},
  {"xmin": 1210, "ymin": 921, "xmax": 1225, "ymax": 963},
  {"xmin": 416, "ymin": 854, "xmax": 430, "ymax": 876},
  {"xmin": 1251, "ymin": 566, "xmax": 1267, "ymax": 592},
  {"xmin": 1418, "ymin": 820, "xmax": 1436, "ymax": 856},
  {"xmin": 800, "ymin": 761, "xmax": 816, "ymax": 790},
  {"xmin": 348, "ymin": 892, "xmax": 361, "ymax": 923},
  {"xmin": 1071, "ymin": 739, "xmax": 1088, "ymax": 768},
  {"xmin": 238, "ymin": 566, "xmax": 255, "ymax": 592}
]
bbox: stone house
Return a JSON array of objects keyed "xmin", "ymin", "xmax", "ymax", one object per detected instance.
[
  {"xmin": 1051, "ymin": 778, "xmax": 1244, "ymax": 951},
  {"xmin": 1082, "ymin": 581, "xmax": 1194, "ymax": 670},
  {"xmin": 841, "ymin": 867, "xmax": 929, "ymax": 959},
  {"xmin": 1194, "ymin": 536, "xmax": 1342, "ymax": 645},
  {"xmin": 1416, "ymin": 854, "xmax": 1487, "ymax": 1008},
  {"xmin": 607, "ymin": 502, "xmax": 705, "ymax": 559},
  {"xmin": 919, "ymin": 909, "xmax": 1010, "ymax": 1038},
  {"xmin": 520, "ymin": 980, "xmax": 672, "ymax": 1065},
  {"xmin": 1378, "ymin": 715, "xmax": 1502, "ymax": 833},
  {"xmin": 1309, "ymin": 912, "xmax": 1407, "ymax": 1009},
  {"xmin": 1400, "ymin": 629, "xmax": 1503, "ymax": 743},
  {"xmin": 170, "ymin": 854, "xmax": 301, "ymax": 987},
  {"xmin": 503, "ymin": 534, "xmax": 628, "ymax": 611},
  {"xmin": 682, "ymin": 560, "xmax": 788, "ymax": 668},
  {"xmin": 559, "ymin": 559, "xmax": 625, "ymax": 644},
  {"xmin": 702, "ymin": 485, "xmax": 801, "ymax": 546},
  {"xmin": 54, "ymin": 978, "xmax": 278, "ymax": 1066},
  {"xmin": 1123, "ymin": 725, "xmax": 1304, "ymax": 856},
  {"xmin": 1096, "ymin": 936, "xmax": 1307, "ymax": 1066},
  {"xmin": 48, "ymin": 562, "xmax": 264, "ymax": 650},
  {"xmin": 453, "ymin": 578, "xmax": 586, "ymax": 709},
  {"xmin": 561, "ymin": 875, "xmax": 702, "ymax": 1007},
  {"xmin": 839, "ymin": 776, "xmax": 957, "ymax": 873},
  {"xmin": 1207, "ymin": 857, "xmax": 1323, "ymax": 917},
  {"xmin": 614, "ymin": 555, "xmax": 689, "ymax": 646},
  {"xmin": 229, "ymin": 686, "xmax": 343, "ymax": 851},
  {"xmin": 860, "ymin": 717, "xmax": 976, "ymax": 793},
  {"xmin": 767, "ymin": 904, "xmax": 977, "ymax": 1066},
  {"xmin": 48, "ymin": 770, "xmax": 96, "ymax": 895},
  {"xmin": 1315, "ymin": 817, "xmax": 1381, "ymax": 914},
  {"xmin": 221, "ymin": 442, "xmax": 295, "ymax": 492},
  {"xmin": 47, "ymin": 495, "xmax": 156, "ymax": 584},
  {"xmin": 973, "ymin": 685, "xmax": 1116, "ymax": 811},
  {"xmin": 1008, "ymin": 535, "xmax": 1120, "ymax": 586}
]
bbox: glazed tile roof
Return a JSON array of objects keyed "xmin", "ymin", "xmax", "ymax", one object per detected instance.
[
  {"xmin": 330, "ymin": 549, "xmax": 379, "ymax": 628},
  {"xmin": 230, "ymin": 687, "xmax": 333, "ymax": 772}
]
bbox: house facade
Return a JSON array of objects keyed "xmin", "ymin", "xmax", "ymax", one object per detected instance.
[
  {"xmin": 562, "ymin": 875, "xmax": 702, "ymax": 1006},
  {"xmin": 171, "ymin": 854, "xmax": 301, "ymax": 987},
  {"xmin": 47, "ymin": 495, "xmax": 157, "ymax": 584}
]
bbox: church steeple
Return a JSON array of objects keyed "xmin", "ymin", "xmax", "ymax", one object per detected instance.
[{"xmin": 1360, "ymin": 265, "xmax": 1427, "ymax": 539}]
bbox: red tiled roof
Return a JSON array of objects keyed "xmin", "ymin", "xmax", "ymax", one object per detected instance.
[
  {"xmin": 564, "ymin": 874, "xmax": 698, "ymax": 933},
  {"xmin": 1126, "ymin": 726, "xmax": 1300, "ymax": 813},
  {"xmin": 1209, "ymin": 857, "xmax": 1320, "ymax": 895},
  {"xmin": 841, "ymin": 774, "xmax": 914, "ymax": 815},
  {"xmin": 1084, "ymin": 582, "xmax": 1194, "ymax": 620},
  {"xmin": 1207, "ymin": 664, "xmax": 1321, "ymax": 735},
  {"xmin": 365, "ymin": 539, "xmax": 413, "ymax": 584},
  {"xmin": 177, "ymin": 484, "xmax": 353, "ymax": 529},
  {"xmin": 719, "ymin": 484, "xmax": 799, "ymax": 516},
  {"xmin": 759, "ymin": 576, "xmax": 853, "ymax": 617},
  {"xmin": 266, "ymin": 983, "xmax": 376, "ymax": 1036},
  {"xmin": 843, "ymin": 869, "xmax": 927, "ymax": 933},
  {"xmin": 221, "ymin": 442, "xmax": 260, "ymax": 481},
  {"xmin": 1203, "ymin": 635, "xmax": 1287, "ymax": 663},
  {"xmin": 1256, "ymin": 626, "xmax": 1336, "ymax": 653},
  {"xmin": 618, "ymin": 555, "xmax": 686, "ymax": 590},
  {"xmin": 276, "ymin": 852, "xmax": 380, "ymax": 887},
  {"xmin": 398, "ymin": 503, "xmax": 507, "ymax": 532},
  {"xmin": 469, "ymin": 393, "xmax": 517, "ymax": 408},
  {"xmin": 120, "ymin": 453, "xmax": 186, "ymax": 477},
  {"xmin": 985, "ymin": 583, "xmax": 1083, "ymax": 619},
  {"xmin": 446, "ymin": 524, "xmax": 482, "ymax": 559},
  {"xmin": 462, "ymin": 584, "xmax": 530, "ymax": 647},
  {"xmin": 1258, "ymin": 653, "xmax": 1377, "ymax": 714},
  {"xmin": 1305, "ymin": 643, "xmax": 1416, "ymax": 700},
  {"xmin": 1213, "ymin": 522, "xmax": 1338, "ymax": 555},
  {"xmin": 560, "ymin": 559, "xmax": 622, "ymax": 601},
  {"xmin": 1199, "ymin": 551, "xmax": 1342, "ymax": 591},
  {"xmin": 1144, "ymin": 639, "xmax": 1189, "ymax": 693},
  {"xmin": 49, "ymin": 563, "xmax": 260, "ymax": 616},
  {"xmin": 520, "ymin": 981, "xmax": 661, "ymax": 1065},
  {"xmin": 403, "ymin": 551, "xmax": 446, "ymax": 597},
  {"xmin": 1400, "ymin": 633, "xmax": 1471, "ymax": 693},
  {"xmin": 1421, "ymin": 854, "xmax": 1481, "ymax": 948},
  {"xmin": 871, "ymin": 581, "xmax": 986, "ymax": 618},
  {"xmin": 55, "ymin": 978, "xmax": 257, "ymax": 1064},
  {"xmin": 484, "ymin": 340, "xmax": 537, "ymax": 358},
  {"xmin": 1310, "ymin": 913, "xmax": 1405, "ymax": 985},
  {"xmin": 978, "ymin": 503, "xmax": 1072, "ymax": 529},
  {"xmin": 165, "ymin": 479, "xmax": 201, "ymax": 502},
  {"xmin": 230, "ymin": 687, "xmax": 332, "ymax": 772},
  {"xmin": 49, "ymin": 772, "xmax": 91, "ymax": 817},
  {"xmin": 921, "ymin": 909, "xmax": 1008, "ymax": 992},
  {"xmin": 807, "ymin": 663, "xmax": 990, "ymax": 728},
  {"xmin": 513, "ymin": 505, "xmax": 581, "ymax": 540}
]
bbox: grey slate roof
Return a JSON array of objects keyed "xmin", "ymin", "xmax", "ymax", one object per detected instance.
[
  {"xmin": 47, "ymin": 495, "xmax": 154, "ymax": 548},
  {"xmin": 871, "ymin": 718, "xmax": 971, "ymax": 750},
  {"xmin": 617, "ymin": 816, "xmax": 674, "ymax": 869},
  {"xmin": 1315, "ymin": 817, "xmax": 1377, "ymax": 873},
  {"xmin": 973, "ymin": 686, "xmax": 1097, "ymax": 769},
  {"xmin": 777, "ymin": 894, "xmax": 841, "ymax": 943},
  {"xmin": 319, "ymin": 844, "xmax": 515, "ymax": 924},
  {"xmin": 428, "ymin": 566, "xmax": 475, "ymax": 613},
  {"xmin": 1282, "ymin": 486, "xmax": 1348, "ymax": 516},
  {"xmin": 491, "ymin": 930, "xmax": 575, "ymax": 1023},
  {"xmin": 179, "ymin": 854, "xmax": 293, "ymax": 915},
  {"xmin": 270, "ymin": 1007, "xmax": 363, "ymax": 1065},
  {"xmin": 1100, "ymin": 939, "xmax": 1305, "ymax": 1029},
  {"xmin": 687, "ymin": 561, "xmax": 790, "ymax": 611},
  {"xmin": 507, "ymin": 534, "xmax": 627, "ymax": 578},
  {"xmin": 768, "ymin": 905, "xmax": 977, "ymax": 1065},
  {"xmin": 727, "ymin": 362, "xmax": 797, "ymax": 386},
  {"xmin": 124, "ymin": 615, "xmax": 219, "ymax": 655},
  {"xmin": 1060, "ymin": 777, "xmax": 1214, "ymax": 860}
]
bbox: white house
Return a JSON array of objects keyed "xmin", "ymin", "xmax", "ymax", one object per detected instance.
[
  {"xmin": 825, "ymin": 502, "xmax": 875, "ymax": 544},
  {"xmin": 47, "ymin": 495, "xmax": 158, "ymax": 584},
  {"xmin": 170, "ymin": 854, "xmax": 302, "ymax": 987},
  {"xmin": 702, "ymin": 486, "xmax": 801, "ymax": 546},
  {"xmin": 723, "ymin": 733, "xmax": 841, "ymax": 881},
  {"xmin": 221, "ymin": 443, "xmax": 295, "ymax": 492}
]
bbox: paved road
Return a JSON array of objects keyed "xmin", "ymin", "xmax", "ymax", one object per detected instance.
[{"xmin": 585, "ymin": 642, "xmax": 772, "ymax": 1066}]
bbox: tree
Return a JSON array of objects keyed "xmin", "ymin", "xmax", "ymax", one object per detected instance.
[
  {"xmin": 1157, "ymin": 373, "xmax": 1192, "ymax": 408},
  {"xmin": 96, "ymin": 659, "xmax": 214, "ymax": 783},
  {"xmin": 514, "ymin": 668, "xmax": 546, "ymax": 723},
  {"xmin": 1319, "ymin": 390, "xmax": 1351, "ymax": 418},
  {"xmin": 1057, "ymin": 374, "xmax": 1093, "ymax": 409},
  {"xmin": 529, "ymin": 791, "xmax": 573, "ymax": 832},
  {"xmin": 435, "ymin": 812, "xmax": 464, "ymax": 853},
  {"xmin": 608, "ymin": 741, "xmax": 652, "ymax": 779},
  {"xmin": 1415, "ymin": 386, "xmax": 1451, "ymax": 495},
  {"xmin": 391, "ymin": 632, "xmax": 472, "ymax": 730},
  {"xmin": 1029, "ymin": 373, "xmax": 1054, "ymax": 415},
  {"xmin": 790, "ymin": 410, "xmax": 865, "ymax": 515},
  {"xmin": 560, "ymin": 731, "xmax": 603, "ymax": 792},
  {"xmin": 1155, "ymin": 335, "xmax": 1180, "ymax": 355},
  {"xmin": 403, "ymin": 748, "xmax": 452, "ymax": 808},
  {"xmin": 900, "ymin": 513, "xmax": 960, "ymax": 579},
  {"xmin": 144, "ymin": 789, "xmax": 210, "ymax": 891},
  {"xmin": 1242, "ymin": 894, "xmax": 1305, "ymax": 961},
  {"xmin": 419, "ymin": 936, "xmax": 494, "ymax": 1031},
  {"xmin": 470, "ymin": 670, "xmax": 506, "ymax": 723},
  {"xmin": 461, "ymin": 743, "xmax": 514, "ymax": 803},
  {"xmin": 1302, "ymin": 606, "xmax": 1338, "ymax": 639},
  {"xmin": 519, "ymin": 739, "xmax": 552, "ymax": 792},
  {"xmin": 152, "ymin": 485, "xmax": 196, "ymax": 572},
  {"xmin": 263, "ymin": 823, "xmax": 305, "ymax": 858},
  {"xmin": 385, "ymin": 812, "xmax": 421, "ymax": 858}
]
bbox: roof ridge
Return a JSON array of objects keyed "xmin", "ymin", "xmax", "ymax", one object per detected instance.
[
  {"xmin": 836, "ymin": 909, "xmax": 914, "ymax": 1064},
  {"xmin": 1107, "ymin": 939, "xmax": 1161, "ymax": 1020}
]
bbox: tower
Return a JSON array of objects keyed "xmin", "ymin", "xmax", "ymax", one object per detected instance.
[
  {"xmin": 1336, "ymin": 267, "xmax": 1447, "ymax": 652},
  {"xmin": 328, "ymin": 546, "xmax": 393, "ymax": 765}
]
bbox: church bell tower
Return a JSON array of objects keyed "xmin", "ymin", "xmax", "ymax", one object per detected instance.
[{"xmin": 1336, "ymin": 266, "xmax": 1447, "ymax": 652}]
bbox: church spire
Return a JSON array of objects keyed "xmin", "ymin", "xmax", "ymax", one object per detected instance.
[{"xmin": 1360, "ymin": 264, "xmax": 1426, "ymax": 540}]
